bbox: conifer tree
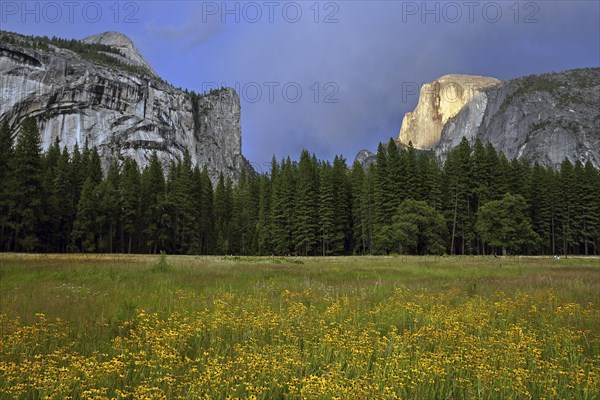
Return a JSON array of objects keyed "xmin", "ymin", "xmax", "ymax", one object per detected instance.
[
  {"xmin": 575, "ymin": 161, "xmax": 598, "ymax": 255},
  {"xmin": 198, "ymin": 167, "xmax": 215, "ymax": 254},
  {"xmin": 231, "ymin": 168, "xmax": 259, "ymax": 255},
  {"xmin": 214, "ymin": 174, "xmax": 234, "ymax": 254},
  {"xmin": 51, "ymin": 147, "xmax": 73, "ymax": 252},
  {"xmin": 373, "ymin": 142, "xmax": 392, "ymax": 226},
  {"xmin": 11, "ymin": 118, "xmax": 44, "ymax": 251},
  {"xmin": 528, "ymin": 162, "xmax": 552, "ymax": 254},
  {"xmin": 443, "ymin": 137, "xmax": 472, "ymax": 254},
  {"xmin": 120, "ymin": 158, "xmax": 141, "ymax": 253},
  {"xmin": 87, "ymin": 147, "xmax": 103, "ymax": 185},
  {"xmin": 96, "ymin": 160, "xmax": 121, "ymax": 253},
  {"xmin": 294, "ymin": 150, "xmax": 319, "ymax": 255},
  {"xmin": 417, "ymin": 151, "xmax": 442, "ymax": 208},
  {"xmin": 141, "ymin": 152, "xmax": 165, "ymax": 254},
  {"xmin": 404, "ymin": 141, "xmax": 420, "ymax": 199},
  {"xmin": 0, "ymin": 121, "xmax": 14, "ymax": 250},
  {"xmin": 40, "ymin": 138, "xmax": 62, "ymax": 251},
  {"xmin": 71, "ymin": 177, "xmax": 99, "ymax": 252},
  {"xmin": 332, "ymin": 156, "xmax": 351, "ymax": 254},
  {"xmin": 349, "ymin": 160, "xmax": 365, "ymax": 254},
  {"xmin": 69, "ymin": 144, "xmax": 84, "ymax": 213},
  {"xmin": 485, "ymin": 143, "xmax": 504, "ymax": 200},
  {"xmin": 319, "ymin": 162, "xmax": 336, "ymax": 255},
  {"xmin": 386, "ymin": 139, "xmax": 405, "ymax": 205},
  {"xmin": 270, "ymin": 158, "xmax": 296, "ymax": 255},
  {"xmin": 559, "ymin": 159, "xmax": 577, "ymax": 254},
  {"xmin": 256, "ymin": 173, "xmax": 273, "ymax": 255},
  {"xmin": 359, "ymin": 165, "xmax": 376, "ymax": 254}
]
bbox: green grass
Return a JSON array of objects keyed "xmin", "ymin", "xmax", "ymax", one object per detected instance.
[
  {"xmin": 0, "ymin": 254, "xmax": 598, "ymax": 399},
  {"xmin": 1, "ymin": 254, "xmax": 598, "ymax": 327}
]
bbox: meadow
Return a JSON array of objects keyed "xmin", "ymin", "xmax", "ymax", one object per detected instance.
[{"xmin": 0, "ymin": 254, "xmax": 598, "ymax": 399}]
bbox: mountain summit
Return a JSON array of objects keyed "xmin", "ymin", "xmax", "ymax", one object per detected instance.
[
  {"xmin": 397, "ymin": 69, "xmax": 600, "ymax": 169},
  {"xmin": 0, "ymin": 30, "xmax": 247, "ymax": 184},
  {"xmin": 399, "ymin": 74, "xmax": 500, "ymax": 150},
  {"xmin": 82, "ymin": 31, "xmax": 158, "ymax": 77}
]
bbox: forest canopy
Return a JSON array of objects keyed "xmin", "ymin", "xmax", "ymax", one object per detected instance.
[{"xmin": 1, "ymin": 119, "xmax": 599, "ymax": 256}]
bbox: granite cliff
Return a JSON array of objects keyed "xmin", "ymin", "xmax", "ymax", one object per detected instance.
[
  {"xmin": 398, "ymin": 74, "xmax": 500, "ymax": 150},
  {"xmin": 0, "ymin": 30, "xmax": 246, "ymax": 184},
  {"xmin": 396, "ymin": 68, "xmax": 600, "ymax": 169}
]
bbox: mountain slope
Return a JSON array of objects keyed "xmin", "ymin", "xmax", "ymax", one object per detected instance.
[
  {"xmin": 397, "ymin": 68, "xmax": 600, "ymax": 169},
  {"xmin": 0, "ymin": 30, "xmax": 246, "ymax": 183}
]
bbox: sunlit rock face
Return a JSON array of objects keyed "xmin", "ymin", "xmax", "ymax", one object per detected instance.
[
  {"xmin": 398, "ymin": 69, "xmax": 600, "ymax": 169},
  {"xmin": 0, "ymin": 31, "xmax": 247, "ymax": 184},
  {"xmin": 399, "ymin": 74, "xmax": 500, "ymax": 150}
]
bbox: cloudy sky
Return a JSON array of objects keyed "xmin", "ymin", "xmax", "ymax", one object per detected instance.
[{"xmin": 2, "ymin": 1, "xmax": 599, "ymax": 169}]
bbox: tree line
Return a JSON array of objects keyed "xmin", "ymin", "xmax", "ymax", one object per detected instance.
[{"xmin": 1, "ymin": 118, "xmax": 599, "ymax": 256}]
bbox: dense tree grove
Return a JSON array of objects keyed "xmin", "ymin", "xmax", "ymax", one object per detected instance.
[{"xmin": 1, "ymin": 119, "xmax": 599, "ymax": 256}]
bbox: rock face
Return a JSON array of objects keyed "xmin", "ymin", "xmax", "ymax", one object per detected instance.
[
  {"xmin": 0, "ymin": 31, "xmax": 246, "ymax": 184},
  {"xmin": 398, "ymin": 69, "xmax": 600, "ymax": 169},
  {"xmin": 399, "ymin": 75, "xmax": 500, "ymax": 149},
  {"xmin": 354, "ymin": 149, "xmax": 376, "ymax": 168}
]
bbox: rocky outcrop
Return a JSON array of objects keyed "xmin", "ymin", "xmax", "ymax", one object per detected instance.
[
  {"xmin": 399, "ymin": 75, "xmax": 500, "ymax": 149},
  {"xmin": 354, "ymin": 149, "xmax": 376, "ymax": 168},
  {"xmin": 0, "ymin": 31, "xmax": 246, "ymax": 184},
  {"xmin": 82, "ymin": 31, "xmax": 158, "ymax": 78},
  {"xmin": 398, "ymin": 69, "xmax": 600, "ymax": 169}
]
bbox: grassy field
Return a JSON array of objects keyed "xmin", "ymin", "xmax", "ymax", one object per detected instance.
[{"xmin": 0, "ymin": 254, "xmax": 599, "ymax": 399}]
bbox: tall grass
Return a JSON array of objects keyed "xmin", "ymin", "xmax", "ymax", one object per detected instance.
[{"xmin": 0, "ymin": 254, "xmax": 598, "ymax": 399}]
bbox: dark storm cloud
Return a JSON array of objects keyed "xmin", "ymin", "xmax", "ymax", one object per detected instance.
[
  {"xmin": 3, "ymin": 1, "xmax": 597, "ymax": 165},
  {"xmin": 148, "ymin": 1, "xmax": 599, "ymax": 164}
]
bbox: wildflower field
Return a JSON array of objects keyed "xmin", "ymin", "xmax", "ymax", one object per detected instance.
[{"xmin": 0, "ymin": 254, "xmax": 598, "ymax": 399}]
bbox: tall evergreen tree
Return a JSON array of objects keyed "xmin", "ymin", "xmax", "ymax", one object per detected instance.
[
  {"xmin": 50, "ymin": 147, "xmax": 74, "ymax": 252},
  {"xmin": 87, "ymin": 147, "xmax": 103, "ymax": 185},
  {"xmin": 349, "ymin": 160, "xmax": 365, "ymax": 254},
  {"xmin": 11, "ymin": 118, "xmax": 44, "ymax": 251},
  {"xmin": 120, "ymin": 158, "xmax": 141, "ymax": 253},
  {"xmin": 559, "ymin": 159, "xmax": 577, "ymax": 255},
  {"xmin": 39, "ymin": 138, "xmax": 62, "ymax": 250},
  {"xmin": 417, "ymin": 151, "xmax": 442, "ymax": 208},
  {"xmin": 71, "ymin": 177, "xmax": 99, "ymax": 252},
  {"xmin": 373, "ymin": 142, "xmax": 392, "ymax": 226},
  {"xmin": 404, "ymin": 141, "xmax": 420, "ymax": 199},
  {"xmin": 443, "ymin": 137, "xmax": 472, "ymax": 255},
  {"xmin": 198, "ymin": 167, "xmax": 215, "ymax": 254},
  {"xmin": 386, "ymin": 139, "xmax": 405, "ymax": 205},
  {"xmin": 485, "ymin": 143, "xmax": 506, "ymax": 200},
  {"xmin": 0, "ymin": 120, "xmax": 14, "ymax": 250},
  {"xmin": 231, "ymin": 168, "xmax": 259, "ymax": 255},
  {"xmin": 96, "ymin": 160, "xmax": 121, "ymax": 253},
  {"xmin": 528, "ymin": 162, "xmax": 552, "ymax": 254},
  {"xmin": 359, "ymin": 165, "xmax": 376, "ymax": 254},
  {"xmin": 331, "ymin": 156, "xmax": 352, "ymax": 254},
  {"xmin": 270, "ymin": 158, "xmax": 296, "ymax": 255},
  {"xmin": 140, "ymin": 152, "xmax": 165, "ymax": 254},
  {"xmin": 575, "ymin": 161, "xmax": 598, "ymax": 255},
  {"xmin": 214, "ymin": 174, "xmax": 234, "ymax": 254},
  {"xmin": 256, "ymin": 173, "xmax": 273, "ymax": 255},
  {"xmin": 319, "ymin": 162, "xmax": 336, "ymax": 255},
  {"xmin": 69, "ymin": 144, "xmax": 84, "ymax": 218},
  {"xmin": 293, "ymin": 150, "xmax": 319, "ymax": 255}
]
